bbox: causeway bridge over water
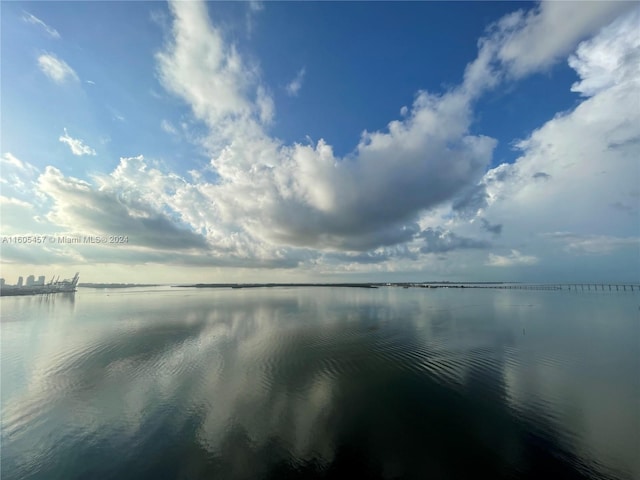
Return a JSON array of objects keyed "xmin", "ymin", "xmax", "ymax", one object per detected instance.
[
  {"xmin": 473, "ymin": 283, "xmax": 638, "ymax": 292},
  {"xmin": 392, "ymin": 283, "xmax": 640, "ymax": 292}
]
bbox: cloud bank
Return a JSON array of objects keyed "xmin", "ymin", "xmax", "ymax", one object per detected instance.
[{"xmin": 4, "ymin": 1, "xmax": 638, "ymax": 281}]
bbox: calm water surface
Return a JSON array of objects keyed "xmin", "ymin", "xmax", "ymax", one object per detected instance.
[{"xmin": 1, "ymin": 287, "xmax": 638, "ymax": 479}]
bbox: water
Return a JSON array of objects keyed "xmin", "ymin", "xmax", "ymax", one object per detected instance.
[{"xmin": 1, "ymin": 286, "xmax": 638, "ymax": 479}]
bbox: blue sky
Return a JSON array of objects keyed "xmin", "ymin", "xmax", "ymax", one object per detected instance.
[{"xmin": 1, "ymin": 1, "xmax": 638, "ymax": 283}]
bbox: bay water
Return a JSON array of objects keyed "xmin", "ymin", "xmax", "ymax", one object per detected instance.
[{"xmin": 1, "ymin": 286, "xmax": 638, "ymax": 479}]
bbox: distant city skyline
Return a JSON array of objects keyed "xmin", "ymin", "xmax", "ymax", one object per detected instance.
[{"xmin": 1, "ymin": 1, "xmax": 639, "ymax": 283}]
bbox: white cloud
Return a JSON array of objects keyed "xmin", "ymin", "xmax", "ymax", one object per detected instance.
[
  {"xmin": 161, "ymin": 119, "xmax": 178, "ymax": 135},
  {"xmin": 460, "ymin": 8, "xmax": 640, "ymax": 276},
  {"xmin": 568, "ymin": 8, "xmax": 640, "ymax": 97},
  {"xmin": 0, "ymin": 155, "xmax": 48, "ymax": 234},
  {"xmin": 59, "ymin": 129, "xmax": 96, "ymax": 156},
  {"xmin": 155, "ymin": 0, "xmax": 264, "ymax": 147},
  {"xmin": 5, "ymin": 156, "xmax": 310, "ymax": 269},
  {"xmin": 256, "ymin": 86, "xmax": 274, "ymax": 124},
  {"xmin": 120, "ymin": 0, "xmax": 636, "ymax": 276},
  {"xmin": 2, "ymin": 152, "xmax": 38, "ymax": 174},
  {"xmin": 0, "ymin": 153, "xmax": 40, "ymax": 198},
  {"xmin": 6, "ymin": 2, "xmax": 638, "ymax": 280},
  {"xmin": 0, "ymin": 195, "xmax": 47, "ymax": 235},
  {"xmin": 479, "ymin": 9, "xmax": 639, "ymax": 227},
  {"xmin": 37, "ymin": 164, "xmax": 210, "ymax": 252},
  {"xmin": 285, "ymin": 68, "xmax": 306, "ymax": 97},
  {"xmin": 487, "ymin": 250, "xmax": 538, "ymax": 267},
  {"xmin": 0, "ymin": 196, "xmax": 33, "ymax": 209},
  {"xmin": 461, "ymin": 1, "xmax": 637, "ymax": 97},
  {"xmin": 491, "ymin": 1, "xmax": 635, "ymax": 79},
  {"xmin": 22, "ymin": 11, "xmax": 60, "ymax": 39},
  {"xmin": 37, "ymin": 53, "xmax": 78, "ymax": 84},
  {"xmin": 155, "ymin": 1, "xmax": 496, "ymax": 253}
]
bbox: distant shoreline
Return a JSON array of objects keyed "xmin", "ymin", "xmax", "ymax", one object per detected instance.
[
  {"xmin": 79, "ymin": 283, "xmax": 162, "ymax": 289},
  {"xmin": 175, "ymin": 283, "xmax": 380, "ymax": 289},
  {"xmin": 176, "ymin": 282, "xmax": 516, "ymax": 290},
  {"xmin": 172, "ymin": 282, "xmax": 639, "ymax": 292},
  {"xmin": 6, "ymin": 282, "xmax": 636, "ymax": 294}
]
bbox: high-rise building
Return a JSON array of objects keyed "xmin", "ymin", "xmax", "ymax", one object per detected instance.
[
  {"xmin": 37, "ymin": 275, "xmax": 46, "ymax": 286},
  {"xmin": 17, "ymin": 276, "xmax": 23, "ymax": 287},
  {"xmin": 0, "ymin": 278, "xmax": 5, "ymax": 287},
  {"xmin": 26, "ymin": 275, "xmax": 35, "ymax": 286}
]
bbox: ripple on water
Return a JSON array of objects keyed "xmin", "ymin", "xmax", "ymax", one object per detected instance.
[
  {"xmin": 2, "ymin": 288, "xmax": 637, "ymax": 480},
  {"xmin": 2, "ymin": 396, "xmax": 51, "ymax": 440}
]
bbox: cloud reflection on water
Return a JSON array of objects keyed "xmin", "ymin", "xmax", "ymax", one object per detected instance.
[{"xmin": 1, "ymin": 287, "xmax": 637, "ymax": 479}]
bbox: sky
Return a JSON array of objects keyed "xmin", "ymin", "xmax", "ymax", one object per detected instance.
[{"xmin": 1, "ymin": 1, "xmax": 639, "ymax": 284}]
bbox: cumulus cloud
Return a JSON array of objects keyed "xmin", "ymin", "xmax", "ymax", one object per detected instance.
[
  {"xmin": 285, "ymin": 68, "xmax": 306, "ymax": 96},
  {"xmin": 22, "ymin": 11, "xmax": 60, "ymax": 39},
  {"xmin": 155, "ymin": 0, "xmax": 266, "ymax": 147},
  {"xmin": 461, "ymin": 1, "xmax": 636, "ymax": 97},
  {"xmin": 483, "ymin": 8, "xmax": 639, "ymax": 222},
  {"xmin": 91, "ymin": 155, "xmax": 314, "ymax": 268},
  {"xmin": 487, "ymin": 250, "xmax": 538, "ymax": 267},
  {"xmin": 490, "ymin": 1, "xmax": 634, "ymax": 79},
  {"xmin": 37, "ymin": 53, "xmax": 78, "ymax": 83},
  {"xmin": 59, "ymin": 129, "xmax": 96, "ymax": 156},
  {"xmin": 7, "ymin": 1, "xmax": 638, "ymax": 279},
  {"xmin": 452, "ymin": 183, "xmax": 489, "ymax": 218},
  {"xmin": 256, "ymin": 85, "xmax": 275, "ymax": 124},
  {"xmin": 86, "ymin": 0, "xmax": 630, "ymax": 276},
  {"xmin": 155, "ymin": 1, "xmax": 499, "ymax": 253},
  {"xmin": 568, "ymin": 7, "xmax": 640, "ymax": 97},
  {"xmin": 37, "ymin": 165, "xmax": 210, "ymax": 252},
  {"xmin": 466, "ymin": 8, "xmax": 640, "ymax": 275}
]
